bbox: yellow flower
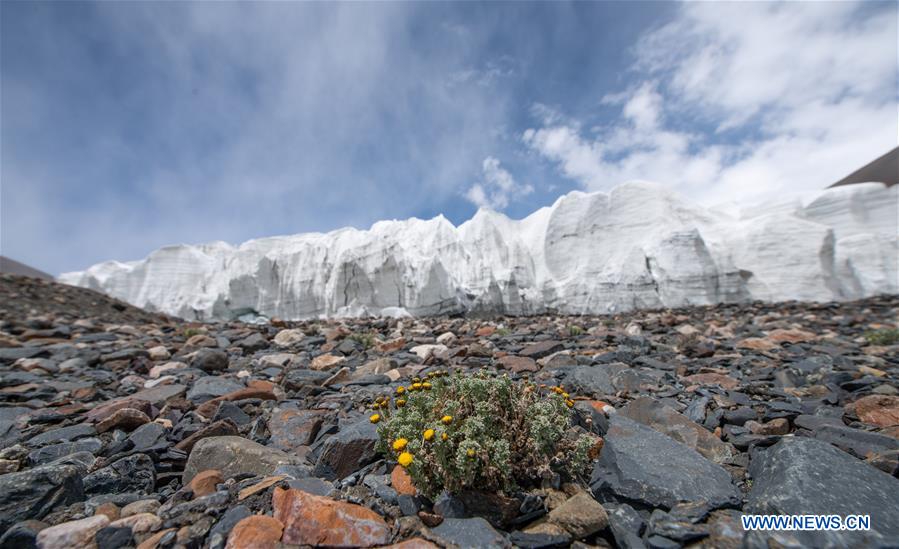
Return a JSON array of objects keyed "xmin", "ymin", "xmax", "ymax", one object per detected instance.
[
  {"xmin": 562, "ymin": 392, "xmax": 570, "ymax": 398},
  {"xmin": 412, "ymin": 377, "xmax": 421, "ymax": 383},
  {"xmin": 396, "ymin": 386, "xmax": 406, "ymax": 395},
  {"xmin": 441, "ymin": 432, "xmax": 448, "ymax": 441},
  {"xmin": 565, "ymin": 399, "xmax": 574, "ymax": 408},
  {"xmin": 412, "ymin": 382, "xmax": 423, "ymax": 391},
  {"xmin": 396, "ymin": 399, "xmax": 406, "ymax": 408},
  {"xmin": 398, "ymin": 451, "xmax": 414, "ymax": 467},
  {"xmin": 393, "ymin": 438, "xmax": 408, "ymax": 451},
  {"xmin": 423, "ymin": 429, "xmax": 435, "ymax": 441},
  {"xmin": 441, "ymin": 415, "xmax": 453, "ymax": 425},
  {"xmin": 369, "ymin": 414, "xmax": 381, "ymax": 424},
  {"xmin": 466, "ymin": 448, "xmax": 476, "ymax": 458},
  {"xmin": 422, "ymin": 382, "xmax": 432, "ymax": 390}
]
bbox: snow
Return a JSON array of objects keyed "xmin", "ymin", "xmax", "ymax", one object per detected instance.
[{"xmin": 59, "ymin": 181, "xmax": 898, "ymax": 320}]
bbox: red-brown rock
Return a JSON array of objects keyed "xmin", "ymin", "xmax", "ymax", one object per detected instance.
[
  {"xmin": 190, "ymin": 469, "xmax": 224, "ymax": 497},
  {"xmin": 391, "ymin": 465, "xmax": 416, "ymax": 496},
  {"xmin": 273, "ymin": 488, "xmax": 390, "ymax": 547},
  {"xmin": 848, "ymin": 395, "xmax": 899, "ymax": 427},
  {"xmin": 225, "ymin": 515, "xmax": 283, "ymax": 549}
]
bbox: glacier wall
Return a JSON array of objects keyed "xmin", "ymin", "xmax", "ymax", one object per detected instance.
[{"xmin": 59, "ymin": 182, "xmax": 898, "ymax": 321}]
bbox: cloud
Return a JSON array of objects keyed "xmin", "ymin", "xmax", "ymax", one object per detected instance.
[
  {"xmin": 524, "ymin": 2, "xmax": 897, "ymax": 205},
  {"xmin": 464, "ymin": 157, "xmax": 534, "ymax": 210}
]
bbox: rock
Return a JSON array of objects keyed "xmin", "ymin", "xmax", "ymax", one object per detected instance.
[
  {"xmin": 96, "ymin": 408, "xmax": 151, "ymax": 433},
  {"xmin": 186, "ymin": 334, "xmax": 217, "ymax": 348},
  {"xmin": 135, "ymin": 528, "xmax": 176, "ymax": 549},
  {"xmin": 273, "ymin": 329, "xmax": 305, "ymax": 348},
  {"xmin": 748, "ymin": 437, "xmax": 899, "ymax": 545},
  {"xmin": 190, "ymin": 470, "xmax": 224, "ymax": 498},
  {"xmin": 519, "ymin": 341, "xmax": 564, "ymax": 359},
  {"xmin": 810, "ymin": 423, "xmax": 899, "ymax": 459},
  {"xmin": 605, "ymin": 503, "xmax": 645, "ymax": 549},
  {"xmin": 175, "ymin": 419, "xmax": 239, "ymax": 453},
  {"xmin": 109, "ymin": 513, "xmax": 162, "ymax": 534},
  {"xmin": 847, "ymin": 394, "xmax": 899, "ymax": 427},
  {"xmin": 84, "ymin": 453, "xmax": 156, "ymax": 496},
  {"xmin": 621, "ymin": 397, "xmax": 735, "ymax": 463},
  {"xmin": 0, "ymin": 520, "xmax": 47, "ymax": 549},
  {"xmin": 391, "ymin": 465, "xmax": 416, "ymax": 496},
  {"xmin": 27, "ymin": 438, "xmax": 103, "ymax": 466},
  {"xmin": 735, "ymin": 338, "xmax": 777, "ymax": 351},
  {"xmin": 94, "ymin": 502, "xmax": 120, "ymax": 521},
  {"xmin": 273, "ymin": 487, "xmax": 390, "ymax": 547},
  {"xmin": 183, "ymin": 436, "xmax": 300, "ymax": 484},
  {"xmin": 0, "ymin": 464, "xmax": 84, "ymax": 532},
  {"xmin": 591, "ymin": 415, "xmax": 741, "ymax": 510},
  {"xmin": 148, "ymin": 361, "xmax": 185, "ymax": 378},
  {"xmin": 268, "ymin": 409, "xmax": 325, "ymax": 451},
  {"xmin": 430, "ymin": 517, "xmax": 510, "ymax": 549},
  {"xmin": 384, "ymin": 539, "xmax": 440, "ymax": 549},
  {"xmin": 497, "ymin": 356, "xmax": 539, "ymax": 373},
  {"xmin": 208, "ymin": 505, "xmax": 251, "ymax": 549},
  {"xmin": 409, "ymin": 344, "xmax": 447, "ymax": 360},
  {"xmin": 95, "ymin": 526, "xmax": 133, "ymax": 549},
  {"xmin": 128, "ymin": 422, "xmax": 167, "ymax": 451},
  {"xmin": 225, "ymin": 515, "xmax": 283, "ymax": 549},
  {"xmin": 747, "ymin": 418, "xmax": 789, "ymax": 436},
  {"xmin": 311, "ymin": 354, "xmax": 346, "ymax": 371},
  {"xmin": 544, "ymin": 492, "xmax": 608, "ymax": 539},
  {"xmin": 236, "ymin": 333, "xmax": 267, "ymax": 352},
  {"xmin": 191, "ymin": 349, "xmax": 229, "ymax": 372},
  {"xmin": 766, "ymin": 328, "xmax": 816, "ymax": 344},
  {"xmin": 121, "ymin": 499, "xmax": 160, "ymax": 517},
  {"xmin": 147, "ymin": 346, "xmax": 170, "ymax": 360},
  {"xmin": 433, "ymin": 492, "xmax": 467, "ymax": 518},
  {"xmin": 313, "ymin": 419, "xmax": 379, "ymax": 480},
  {"xmin": 28, "ymin": 424, "xmax": 97, "ymax": 446},
  {"xmin": 353, "ymin": 357, "xmax": 396, "ymax": 379},
  {"xmin": 680, "ymin": 373, "xmax": 739, "ymax": 390},
  {"xmin": 35, "ymin": 515, "xmax": 109, "ymax": 549},
  {"xmin": 508, "ymin": 531, "xmax": 570, "ymax": 549},
  {"xmin": 187, "ymin": 377, "xmax": 244, "ymax": 401}
]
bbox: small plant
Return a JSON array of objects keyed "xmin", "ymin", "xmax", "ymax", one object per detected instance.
[
  {"xmin": 495, "ymin": 327, "xmax": 512, "ymax": 337},
  {"xmin": 373, "ymin": 370, "xmax": 600, "ymax": 498},
  {"xmin": 183, "ymin": 327, "xmax": 202, "ymax": 339},
  {"xmin": 864, "ymin": 328, "xmax": 899, "ymax": 346},
  {"xmin": 567, "ymin": 325, "xmax": 585, "ymax": 336},
  {"xmin": 349, "ymin": 332, "xmax": 377, "ymax": 349}
]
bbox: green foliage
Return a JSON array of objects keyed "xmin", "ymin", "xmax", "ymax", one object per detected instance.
[
  {"xmin": 374, "ymin": 371, "xmax": 598, "ymax": 497},
  {"xmin": 349, "ymin": 332, "xmax": 377, "ymax": 349},
  {"xmin": 495, "ymin": 327, "xmax": 512, "ymax": 337},
  {"xmin": 864, "ymin": 328, "xmax": 899, "ymax": 346},
  {"xmin": 183, "ymin": 327, "xmax": 202, "ymax": 339},
  {"xmin": 567, "ymin": 325, "xmax": 585, "ymax": 336}
]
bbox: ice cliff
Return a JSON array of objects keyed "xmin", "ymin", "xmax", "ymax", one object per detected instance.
[{"xmin": 59, "ymin": 182, "xmax": 898, "ymax": 320}]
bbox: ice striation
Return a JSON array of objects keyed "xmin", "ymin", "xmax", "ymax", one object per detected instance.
[{"xmin": 59, "ymin": 182, "xmax": 898, "ymax": 320}]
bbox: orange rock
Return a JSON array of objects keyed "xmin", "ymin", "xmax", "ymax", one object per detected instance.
[
  {"xmin": 94, "ymin": 501, "xmax": 120, "ymax": 521},
  {"xmin": 376, "ymin": 337, "xmax": 406, "ymax": 353},
  {"xmin": 136, "ymin": 528, "xmax": 177, "ymax": 549},
  {"xmin": 310, "ymin": 354, "xmax": 346, "ymax": 371},
  {"xmin": 273, "ymin": 488, "xmax": 390, "ymax": 547},
  {"xmin": 475, "ymin": 326, "xmax": 496, "ymax": 337},
  {"xmin": 190, "ymin": 469, "xmax": 224, "ymax": 497},
  {"xmin": 247, "ymin": 379, "xmax": 275, "ymax": 392},
  {"xmin": 680, "ymin": 373, "xmax": 739, "ymax": 390},
  {"xmin": 848, "ymin": 395, "xmax": 899, "ymax": 427},
  {"xmin": 391, "ymin": 465, "xmax": 416, "ymax": 496},
  {"xmin": 225, "ymin": 515, "xmax": 284, "ymax": 549},
  {"xmin": 238, "ymin": 476, "xmax": 286, "ymax": 501},
  {"xmin": 735, "ymin": 338, "xmax": 777, "ymax": 351},
  {"xmin": 766, "ymin": 328, "xmax": 816, "ymax": 344}
]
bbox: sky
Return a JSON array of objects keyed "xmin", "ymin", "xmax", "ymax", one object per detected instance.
[{"xmin": 1, "ymin": 1, "xmax": 896, "ymax": 275}]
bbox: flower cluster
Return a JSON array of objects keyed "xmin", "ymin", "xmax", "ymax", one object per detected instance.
[{"xmin": 373, "ymin": 370, "xmax": 599, "ymax": 498}]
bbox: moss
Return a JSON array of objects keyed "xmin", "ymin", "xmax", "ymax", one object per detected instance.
[
  {"xmin": 374, "ymin": 371, "xmax": 597, "ymax": 497},
  {"xmin": 864, "ymin": 328, "xmax": 899, "ymax": 346}
]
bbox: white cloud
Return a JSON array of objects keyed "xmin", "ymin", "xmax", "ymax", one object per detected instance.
[
  {"xmin": 464, "ymin": 156, "xmax": 534, "ymax": 210},
  {"xmin": 524, "ymin": 2, "xmax": 897, "ymax": 205}
]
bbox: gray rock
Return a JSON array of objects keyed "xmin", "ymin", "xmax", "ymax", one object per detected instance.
[
  {"xmin": 431, "ymin": 517, "xmax": 510, "ymax": 548},
  {"xmin": 591, "ymin": 415, "xmax": 741, "ymax": 510},
  {"xmin": 128, "ymin": 422, "xmax": 168, "ymax": 451},
  {"xmin": 191, "ymin": 349, "xmax": 229, "ymax": 372},
  {"xmin": 182, "ymin": 436, "xmax": 301, "ymax": 484},
  {"xmin": 27, "ymin": 424, "xmax": 96, "ymax": 446},
  {"xmin": 810, "ymin": 424, "xmax": 899, "ymax": 459},
  {"xmin": 0, "ymin": 463, "xmax": 84, "ymax": 532},
  {"xmin": 286, "ymin": 477, "xmax": 333, "ymax": 496},
  {"xmin": 519, "ymin": 341, "xmax": 564, "ymax": 359},
  {"xmin": 187, "ymin": 376, "xmax": 243, "ymax": 401},
  {"xmin": 508, "ymin": 531, "xmax": 570, "ymax": 549},
  {"xmin": 747, "ymin": 436, "xmax": 899, "ymax": 546},
  {"xmin": 95, "ymin": 526, "xmax": 133, "ymax": 549},
  {"xmin": 27, "ymin": 438, "xmax": 103, "ymax": 466},
  {"xmin": 605, "ymin": 503, "xmax": 646, "ymax": 549},
  {"xmin": 208, "ymin": 504, "xmax": 251, "ymax": 549},
  {"xmin": 0, "ymin": 520, "xmax": 46, "ymax": 549},
  {"xmin": 622, "ymin": 397, "xmax": 735, "ymax": 464},
  {"xmin": 84, "ymin": 453, "xmax": 156, "ymax": 496},
  {"xmin": 313, "ymin": 419, "xmax": 379, "ymax": 480}
]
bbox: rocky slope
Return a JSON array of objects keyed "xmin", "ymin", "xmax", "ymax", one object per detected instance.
[
  {"xmin": 0, "ymin": 285, "xmax": 897, "ymax": 548},
  {"xmin": 60, "ymin": 182, "xmax": 897, "ymax": 321}
]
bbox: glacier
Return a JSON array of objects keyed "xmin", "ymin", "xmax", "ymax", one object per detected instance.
[{"xmin": 59, "ymin": 181, "xmax": 898, "ymax": 321}]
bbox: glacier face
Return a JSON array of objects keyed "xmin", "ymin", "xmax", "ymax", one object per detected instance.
[{"xmin": 59, "ymin": 182, "xmax": 898, "ymax": 321}]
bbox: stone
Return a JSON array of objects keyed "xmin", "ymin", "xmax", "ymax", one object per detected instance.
[
  {"xmin": 591, "ymin": 415, "xmax": 741, "ymax": 510},
  {"xmin": 391, "ymin": 465, "xmax": 416, "ymax": 496},
  {"xmin": 273, "ymin": 328, "xmax": 305, "ymax": 347},
  {"xmin": 273, "ymin": 488, "xmax": 390, "ymax": 547},
  {"xmin": 238, "ymin": 476, "xmax": 286, "ymax": 501},
  {"xmin": 147, "ymin": 346, "xmax": 170, "ymax": 360},
  {"xmin": 508, "ymin": 531, "xmax": 570, "ymax": 549},
  {"xmin": 268, "ymin": 409, "xmax": 325, "ymax": 451},
  {"xmin": 680, "ymin": 373, "xmax": 739, "ymax": 390},
  {"xmin": 0, "ymin": 520, "xmax": 47, "ymax": 549},
  {"xmin": 735, "ymin": 338, "xmax": 777, "ymax": 351},
  {"xmin": 186, "ymin": 334, "xmax": 218, "ymax": 348},
  {"xmin": 121, "ymin": 499, "xmax": 160, "ymax": 517},
  {"xmin": 353, "ymin": 357, "xmax": 396, "ymax": 379},
  {"xmin": 187, "ymin": 376, "xmax": 244, "ymax": 401},
  {"xmin": 191, "ymin": 349, "xmax": 229, "ymax": 372},
  {"xmin": 175, "ymin": 419, "xmax": 239, "ymax": 453},
  {"xmin": 135, "ymin": 528, "xmax": 176, "ymax": 549},
  {"xmin": 28, "ymin": 424, "xmax": 96, "ymax": 446},
  {"xmin": 110, "ymin": 513, "xmax": 162, "ymax": 534},
  {"xmin": 747, "ymin": 418, "xmax": 789, "ymax": 436},
  {"xmin": 84, "ymin": 453, "xmax": 156, "ymax": 496},
  {"xmin": 94, "ymin": 502, "xmax": 120, "ymax": 521},
  {"xmin": 430, "ymin": 517, "xmax": 510, "ymax": 549},
  {"xmin": 35, "ymin": 515, "xmax": 109, "ymax": 549},
  {"xmin": 811, "ymin": 424, "xmax": 899, "ymax": 459},
  {"xmin": 225, "ymin": 515, "xmax": 283, "ymax": 549},
  {"xmin": 128, "ymin": 422, "xmax": 168, "ymax": 451},
  {"xmin": 519, "ymin": 341, "xmax": 564, "ymax": 359},
  {"xmin": 183, "ymin": 436, "xmax": 300, "ymax": 484},
  {"xmin": 208, "ymin": 505, "xmax": 251, "ymax": 549},
  {"xmin": 237, "ymin": 333, "xmax": 267, "ymax": 352},
  {"xmin": 95, "ymin": 526, "xmax": 133, "ymax": 549},
  {"xmin": 497, "ymin": 356, "xmax": 539, "ymax": 373},
  {"xmin": 313, "ymin": 419, "xmax": 379, "ymax": 480},
  {"xmin": 622, "ymin": 397, "xmax": 735, "ymax": 463},
  {"xmin": 409, "ymin": 344, "xmax": 447, "ymax": 360},
  {"xmin": 311, "ymin": 354, "xmax": 346, "ymax": 371},
  {"xmin": 384, "ymin": 539, "xmax": 440, "ymax": 549},
  {"xmin": 0, "ymin": 464, "xmax": 84, "ymax": 532},
  {"xmin": 96, "ymin": 408, "xmax": 151, "ymax": 433},
  {"xmin": 545, "ymin": 492, "xmax": 608, "ymax": 539},
  {"xmin": 27, "ymin": 438, "xmax": 103, "ymax": 466},
  {"xmin": 766, "ymin": 328, "xmax": 816, "ymax": 344},
  {"xmin": 148, "ymin": 361, "xmax": 185, "ymax": 379},
  {"xmin": 190, "ymin": 470, "xmax": 224, "ymax": 498},
  {"xmin": 847, "ymin": 394, "xmax": 899, "ymax": 427},
  {"xmin": 605, "ymin": 503, "xmax": 645, "ymax": 549},
  {"xmin": 748, "ymin": 437, "xmax": 899, "ymax": 545}
]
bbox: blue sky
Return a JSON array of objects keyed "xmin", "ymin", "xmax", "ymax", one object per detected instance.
[{"xmin": 2, "ymin": 1, "xmax": 896, "ymax": 275}]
